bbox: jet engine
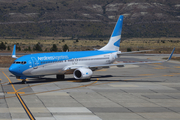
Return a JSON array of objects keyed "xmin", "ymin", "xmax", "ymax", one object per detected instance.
[{"xmin": 73, "ymin": 68, "xmax": 93, "ymax": 79}]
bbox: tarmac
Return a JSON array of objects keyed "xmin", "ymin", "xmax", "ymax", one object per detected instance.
[{"xmin": 1, "ymin": 54, "xmax": 180, "ymax": 120}]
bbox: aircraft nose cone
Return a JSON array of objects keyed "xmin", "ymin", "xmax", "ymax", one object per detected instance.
[{"xmin": 9, "ymin": 65, "xmax": 18, "ymax": 75}]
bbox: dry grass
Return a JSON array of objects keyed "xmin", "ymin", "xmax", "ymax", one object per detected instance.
[
  {"xmin": 1, "ymin": 37, "xmax": 180, "ymax": 52},
  {"xmin": 0, "ymin": 56, "xmax": 15, "ymax": 67},
  {"xmin": 0, "ymin": 37, "xmax": 180, "ymax": 67},
  {"xmin": 120, "ymin": 38, "xmax": 180, "ymax": 53},
  {"xmin": 0, "ymin": 38, "xmax": 108, "ymax": 51},
  {"xmin": 0, "ymin": 38, "xmax": 108, "ymax": 67},
  {"xmin": 163, "ymin": 56, "xmax": 180, "ymax": 61},
  {"xmin": 170, "ymin": 57, "xmax": 180, "ymax": 61}
]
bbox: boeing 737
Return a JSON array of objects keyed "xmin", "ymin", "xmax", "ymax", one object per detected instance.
[{"xmin": 9, "ymin": 15, "xmax": 175, "ymax": 84}]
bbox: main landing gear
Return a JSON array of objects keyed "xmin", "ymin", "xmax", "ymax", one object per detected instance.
[
  {"xmin": 22, "ymin": 79, "xmax": 27, "ymax": 84},
  {"xmin": 56, "ymin": 74, "xmax": 65, "ymax": 80}
]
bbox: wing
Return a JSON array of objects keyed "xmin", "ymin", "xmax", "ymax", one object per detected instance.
[
  {"xmin": 64, "ymin": 65, "xmax": 89, "ymax": 71},
  {"xmin": 89, "ymin": 48, "xmax": 175, "ymax": 68},
  {"xmin": 63, "ymin": 48, "xmax": 175, "ymax": 71}
]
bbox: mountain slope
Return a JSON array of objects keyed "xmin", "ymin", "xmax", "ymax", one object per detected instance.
[{"xmin": 0, "ymin": 0, "xmax": 180, "ymax": 38}]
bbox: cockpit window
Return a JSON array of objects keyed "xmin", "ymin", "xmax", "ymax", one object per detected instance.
[{"xmin": 13, "ymin": 61, "xmax": 27, "ymax": 64}]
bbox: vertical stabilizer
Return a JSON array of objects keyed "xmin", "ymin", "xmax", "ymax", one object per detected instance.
[
  {"xmin": 99, "ymin": 15, "xmax": 123, "ymax": 51},
  {"xmin": 12, "ymin": 45, "xmax": 18, "ymax": 59}
]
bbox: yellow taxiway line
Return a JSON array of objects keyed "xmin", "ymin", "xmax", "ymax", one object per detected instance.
[
  {"xmin": 2, "ymin": 71, "xmax": 35, "ymax": 120},
  {"xmin": 7, "ymin": 92, "xmax": 25, "ymax": 94},
  {"xmin": 2, "ymin": 72, "xmax": 17, "ymax": 92}
]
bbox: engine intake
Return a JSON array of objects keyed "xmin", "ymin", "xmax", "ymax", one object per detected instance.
[{"xmin": 73, "ymin": 68, "xmax": 93, "ymax": 79}]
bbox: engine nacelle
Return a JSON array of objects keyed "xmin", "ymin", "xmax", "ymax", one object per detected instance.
[{"xmin": 73, "ymin": 68, "xmax": 93, "ymax": 79}]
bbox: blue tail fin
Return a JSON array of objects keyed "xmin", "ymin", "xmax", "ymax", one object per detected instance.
[
  {"xmin": 99, "ymin": 15, "xmax": 123, "ymax": 51},
  {"xmin": 12, "ymin": 45, "xmax": 18, "ymax": 59}
]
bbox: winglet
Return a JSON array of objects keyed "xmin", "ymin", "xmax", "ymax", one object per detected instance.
[
  {"xmin": 12, "ymin": 45, "xmax": 18, "ymax": 59},
  {"xmin": 167, "ymin": 47, "xmax": 175, "ymax": 61}
]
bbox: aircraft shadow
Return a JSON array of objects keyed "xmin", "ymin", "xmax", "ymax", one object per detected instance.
[
  {"xmin": 11, "ymin": 78, "xmax": 61, "ymax": 84},
  {"xmin": 91, "ymin": 75, "xmax": 141, "ymax": 78},
  {"xmin": 90, "ymin": 79, "xmax": 162, "ymax": 82},
  {"xmin": 9, "ymin": 75, "xmax": 161, "ymax": 84},
  {"xmin": 91, "ymin": 75, "xmax": 162, "ymax": 82}
]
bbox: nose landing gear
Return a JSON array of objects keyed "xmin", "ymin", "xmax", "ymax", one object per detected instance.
[{"xmin": 16, "ymin": 76, "xmax": 27, "ymax": 84}]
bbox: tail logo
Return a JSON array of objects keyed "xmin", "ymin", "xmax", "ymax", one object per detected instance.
[
  {"xmin": 113, "ymin": 39, "xmax": 121, "ymax": 47},
  {"xmin": 99, "ymin": 15, "xmax": 123, "ymax": 51}
]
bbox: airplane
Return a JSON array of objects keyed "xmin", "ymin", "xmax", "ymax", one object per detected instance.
[{"xmin": 9, "ymin": 15, "xmax": 175, "ymax": 84}]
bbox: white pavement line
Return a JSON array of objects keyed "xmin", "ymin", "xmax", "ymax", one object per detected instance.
[
  {"xmin": 33, "ymin": 117, "xmax": 56, "ymax": 120},
  {"xmin": 9, "ymin": 107, "xmax": 27, "ymax": 113},
  {"xmin": 110, "ymin": 84, "xmax": 139, "ymax": 87},
  {"xmin": 0, "ymin": 93, "xmax": 4, "ymax": 96},
  {"xmin": 53, "ymin": 115, "xmax": 102, "ymax": 120},
  {"xmin": 0, "ymin": 108, "xmax": 9, "ymax": 113},
  {"xmin": 12, "ymin": 118, "xmax": 29, "ymax": 120},
  {"xmin": 37, "ymin": 92, "xmax": 69, "ymax": 96},
  {"xmin": 28, "ymin": 108, "xmax": 50, "ymax": 113},
  {"xmin": 0, "ymin": 107, "xmax": 50, "ymax": 113},
  {"xmin": 47, "ymin": 107, "xmax": 92, "ymax": 113}
]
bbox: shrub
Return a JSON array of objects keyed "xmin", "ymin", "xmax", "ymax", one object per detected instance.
[
  {"xmin": 50, "ymin": 44, "xmax": 58, "ymax": 51},
  {"xmin": 127, "ymin": 48, "xmax": 132, "ymax": 52},
  {"xmin": 33, "ymin": 43, "xmax": 42, "ymax": 51},
  {"xmin": 63, "ymin": 44, "xmax": 69, "ymax": 52},
  {"xmin": 17, "ymin": 46, "xmax": 21, "ymax": 51},
  {"xmin": 7, "ymin": 46, "xmax": 10, "ymax": 51},
  {"xmin": 0, "ymin": 42, "xmax": 6, "ymax": 50}
]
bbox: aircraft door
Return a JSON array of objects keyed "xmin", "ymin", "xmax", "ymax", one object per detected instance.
[
  {"xmin": 31, "ymin": 57, "xmax": 39, "ymax": 69},
  {"xmin": 109, "ymin": 54, "xmax": 113, "ymax": 61},
  {"xmin": 110, "ymin": 53, "xmax": 116, "ymax": 62},
  {"xmin": 72, "ymin": 58, "xmax": 78, "ymax": 65}
]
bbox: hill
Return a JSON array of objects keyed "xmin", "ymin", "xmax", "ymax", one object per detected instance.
[{"xmin": 0, "ymin": 0, "xmax": 180, "ymax": 39}]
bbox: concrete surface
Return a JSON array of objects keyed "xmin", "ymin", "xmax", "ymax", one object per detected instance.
[{"xmin": 0, "ymin": 54, "xmax": 180, "ymax": 120}]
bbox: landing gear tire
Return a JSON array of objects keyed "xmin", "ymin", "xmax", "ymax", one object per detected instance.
[
  {"xmin": 22, "ymin": 80, "xmax": 27, "ymax": 84},
  {"xmin": 56, "ymin": 74, "xmax": 65, "ymax": 80},
  {"xmin": 83, "ymin": 79, "xmax": 90, "ymax": 82}
]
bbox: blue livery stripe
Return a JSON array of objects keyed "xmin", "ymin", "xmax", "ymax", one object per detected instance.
[
  {"xmin": 113, "ymin": 39, "xmax": 121, "ymax": 47},
  {"xmin": 16, "ymin": 50, "xmax": 116, "ymax": 62},
  {"xmin": 111, "ymin": 15, "xmax": 123, "ymax": 37}
]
